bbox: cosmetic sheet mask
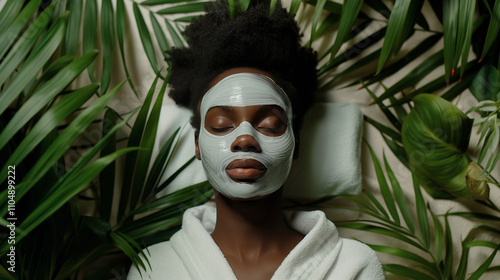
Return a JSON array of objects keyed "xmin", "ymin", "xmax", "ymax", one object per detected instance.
[{"xmin": 198, "ymin": 73, "xmax": 295, "ymax": 199}]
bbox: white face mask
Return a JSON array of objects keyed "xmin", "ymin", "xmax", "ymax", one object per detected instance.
[{"xmin": 198, "ymin": 73, "xmax": 295, "ymax": 199}]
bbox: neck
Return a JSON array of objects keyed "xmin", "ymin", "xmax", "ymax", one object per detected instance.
[{"xmin": 211, "ymin": 187, "xmax": 295, "ymax": 259}]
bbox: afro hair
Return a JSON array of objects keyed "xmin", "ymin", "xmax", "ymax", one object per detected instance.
[{"xmin": 167, "ymin": 0, "xmax": 318, "ymax": 133}]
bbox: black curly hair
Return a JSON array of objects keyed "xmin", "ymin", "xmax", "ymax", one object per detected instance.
[{"xmin": 167, "ymin": 0, "xmax": 317, "ymax": 134}]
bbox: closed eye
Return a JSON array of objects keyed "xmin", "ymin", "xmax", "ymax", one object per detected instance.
[{"xmin": 210, "ymin": 126, "xmax": 234, "ymax": 134}]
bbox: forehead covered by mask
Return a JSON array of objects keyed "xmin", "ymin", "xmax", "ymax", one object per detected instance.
[{"xmin": 198, "ymin": 73, "xmax": 295, "ymax": 199}]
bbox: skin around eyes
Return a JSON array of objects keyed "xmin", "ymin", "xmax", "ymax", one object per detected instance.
[{"xmin": 205, "ymin": 105, "xmax": 287, "ymax": 137}]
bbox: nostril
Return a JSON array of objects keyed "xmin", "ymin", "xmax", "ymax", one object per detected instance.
[{"xmin": 231, "ymin": 134, "xmax": 261, "ymax": 153}]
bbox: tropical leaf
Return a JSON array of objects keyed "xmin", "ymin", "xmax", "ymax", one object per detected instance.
[
  {"xmin": 402, "ymin": 94, "xmax": 474, "ymax": 199},
  {"xmin": 0, "ymin": 0, "xmax": 42, "ymax": 59},
  {"xmin": 377, "ymin": 0, "xmax": 423, "ymax": 74},
  {"xmin": 480, "ymin": 0, "xmax": 500, "ymax": 61},
  {"xmin": 83, "ymin": 0, "xmax": 98, "ymax": 83},
  {"xmin": 327, "ymin": 0, "xmax": 363, "ymax": 60},
  {"xmin": 100, "ymin": 0, "xmax": 115, "ymax": 93},
  {"xmin": 133, "ymin": 2, "xmax": 160, "ymax": 74}
]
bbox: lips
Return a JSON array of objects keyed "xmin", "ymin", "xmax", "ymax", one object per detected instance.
[{"xmin": 225, "ymin": 159, "xmax": 267, "ymax": 182}]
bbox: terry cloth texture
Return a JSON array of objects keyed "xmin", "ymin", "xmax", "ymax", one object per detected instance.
[{"xmin": 127, "ymin": 205, "xmax": 384, "ymax": 279}]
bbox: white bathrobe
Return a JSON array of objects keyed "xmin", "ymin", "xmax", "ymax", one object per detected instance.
[{"xmin": 127, "ymin": 205, "xmax": 384, "ymax": 279}]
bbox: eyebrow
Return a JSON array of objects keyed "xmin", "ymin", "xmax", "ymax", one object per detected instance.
[
  {"xmin": 257, "ymin": 105, "xmax": 285, "ymax": 115},
  {"xmin": 211, "ymin": 105, "xmax": 235, "ymax": 112}
]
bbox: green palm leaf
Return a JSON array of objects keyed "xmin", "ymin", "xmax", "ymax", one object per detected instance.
[
  {"xmin": 83, "ymin": 0, "xmax": 98, "ymax": 83},
  {"xmin": 0, "ymin": 0, "xmax": 23, "ymax": 32},
  {"xmin": 133, "ymin": 2, "xmax": 160, "ymax": 74},
  {"xmin": 0, "ymin": 1, "xmax": 56, "ymax": 88},
  {"xmin": 327, "ymin": 0, "xmax": 363, "ymax": 60},
  {"xmin": 0, "ymin": 0, "xmax": 42, "ymax": 59},
  {"xmin": 100, "ymin": 0, "xmax": 115, "ymax": 93},
  {"xmin": 0, "ymin": 50, "xmax": 97, "ymax": 153},
  {"xmin": 480, "ymin": 0, "xmax": 500, "ymax": 61},
  {"xmin": 157, "ymin": 1, "xmax": 212, "ymax": 14},
  {"xmin": 0, "ymin": 84, "xmax": 99, "ymax": 183},
  {"xmin": 61, "ymin": 0, "xmax": 82, "ymax": 55}
]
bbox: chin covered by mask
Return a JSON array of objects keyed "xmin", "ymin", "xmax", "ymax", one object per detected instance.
[{"xmin": 198, "ymin": 73, "xmax": 295, "ymax": 199}]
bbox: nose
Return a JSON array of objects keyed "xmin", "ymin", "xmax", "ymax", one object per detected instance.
[{"xmin": 231, "ymin": 134, "xmax": 262, "ymax": 153}]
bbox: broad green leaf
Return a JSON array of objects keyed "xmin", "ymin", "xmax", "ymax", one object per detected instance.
[
  {"xmin": 384, "ymin": 155, "xmax": 414, "ymax": 233},
  {"xmin": 100, "ymin": 0, "xmax": 115, "ymax": 93},
  {"xmin": 150, "ymin": 12, "xmax": 170, "ymax": 61},
  {"xmin": 0, "ymin": 50, "xmax": 98, "ymax": 153},
  {"xmin": 0, "ymin": 0, "xmax": 23, "ymax": 32},
  {"xmin": 133, "ymin": 2, "xmax": 160, "ymax": 74},
  {"xmin": 0, "ymin": 1, "xmax": 56, "ymax": 89},
  {"xmin": 0, "ymin": 0, "xmax": 41, "ymax": 59},
  {"xmin": 61, "ymin": 0, "xmax": 82, "ymax": 55},
  {"xmin": 469, "ymin": 64, "xmax": 500, "ymax": 101},
  {"xmin": 130, "ymin": 78, "xmax": 168, "ymax": 209},
  {"xmin": 402, "ymin": 94, "xmax": 474, "ymax": 199},
  {"xmin": 157, "ymin": 1, "xmax": 211, "ymax": 14},
  {"xmin": 83, "ymin": 0, "xmax": 97, "ymax": 83},
  {"xmin": 0, "ymin": 84, "xmax": 99, "ymax": 183},
  {"xmin": 328, "ymin": 0, "xmax": 363, "ymax": 60},
  {"xmin": 480, "ymin": 0, "xmax": 500, "ymax": 60},
  {"xmin": 383, "ymin": 264, "xmax": 435, "ymax": 280}
]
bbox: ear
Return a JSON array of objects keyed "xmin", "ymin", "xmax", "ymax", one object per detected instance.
[{"xmin": 195, "ymin": 130, "xmax": 201, "ymax": 160}]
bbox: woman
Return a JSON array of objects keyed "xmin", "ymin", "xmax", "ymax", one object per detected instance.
[{"xmin": 128, "ymin": 1, "xmax": 384, "ymax": 279}]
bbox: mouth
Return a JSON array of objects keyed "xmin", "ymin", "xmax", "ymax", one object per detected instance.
[{"xmin": 225, "ymin": 159, "xmax": 267, "ymax": 182}]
